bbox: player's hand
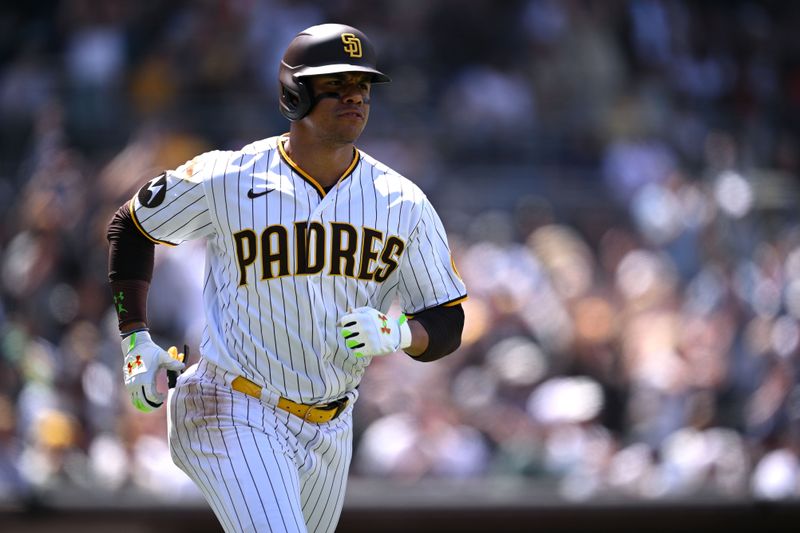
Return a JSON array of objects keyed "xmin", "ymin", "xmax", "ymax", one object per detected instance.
[
  {"xmin": 121, "ymin": 330, "xmax": 185, "ymax": 412},
  {"xmin": 338, "ymin": 307, "xmax": 412, "ymax": 358}
]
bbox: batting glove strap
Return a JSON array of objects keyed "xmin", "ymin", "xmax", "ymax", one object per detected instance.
[
  {"xmin": 121, "ymin": 330, "xmax": 185, "ymax": 413},
  {"xmin": 338, "ymin": 307, "xmax": 412, "ymax": 358},
  {"xmin": 396, "ymin": 314, "xmax": 413, "ymax": 351}
]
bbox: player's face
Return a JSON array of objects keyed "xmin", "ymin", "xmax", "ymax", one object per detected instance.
[{"xmin": 304, "ymin": 73, "xmax": 372, "ymax": 144}]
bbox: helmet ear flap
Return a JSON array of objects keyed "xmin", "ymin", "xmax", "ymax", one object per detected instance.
[{"xmin": 280, "ymin": 77, "xmax": 314, "ymax": 121}]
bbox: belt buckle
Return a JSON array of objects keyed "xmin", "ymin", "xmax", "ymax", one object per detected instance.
[
  {"xmin": 303, "ymin": 397, "xmax": 348, "ymax": 423},
  {"xmin": 327, "ymin": 397, "xmax": 349, "ymax": 421}
]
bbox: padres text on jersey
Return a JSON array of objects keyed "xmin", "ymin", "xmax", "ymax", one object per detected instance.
[{"xmin": 130, "ymin": 135, "xmax": 467, "ymax": 404}]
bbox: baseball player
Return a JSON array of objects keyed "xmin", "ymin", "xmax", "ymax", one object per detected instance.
[{"xmin": 107, "ymin": 23, "xmax": 466, "ymax": 533}]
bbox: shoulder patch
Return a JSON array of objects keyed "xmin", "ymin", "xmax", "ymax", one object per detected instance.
[
  {"xmin": 177, "ymin": 155, "xmax": 207, "ymax": 183},
  {"xmin": 137, "ymin": 173, "xmax": 168, "ymax": 208}
]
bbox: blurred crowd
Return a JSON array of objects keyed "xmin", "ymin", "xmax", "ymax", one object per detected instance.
[{"xmin": 1, "ymin": 0, "xmax": 800, "ymax": 506}]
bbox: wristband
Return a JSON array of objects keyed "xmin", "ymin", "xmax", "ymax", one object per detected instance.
[
  {"xmin": 398, "ymin": 314, "xmax": 412, "ymax": 350},
  {"xmin": 120, "ymin": 326, "xmax": 149, "ymax": 339}
]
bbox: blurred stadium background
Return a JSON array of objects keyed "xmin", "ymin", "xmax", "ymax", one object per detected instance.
[{"xmin": 1, "ymin": 0, "xmax": 800, "ymax": 531}]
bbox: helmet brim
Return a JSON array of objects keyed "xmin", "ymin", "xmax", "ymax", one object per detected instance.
[{"xmin": 294, "ymin": 64, "xmax": 391, "ymax": 83}]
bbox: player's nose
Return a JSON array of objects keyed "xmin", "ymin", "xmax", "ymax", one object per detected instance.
[{"xmin": 341, "ymin": 83, "xmax": 367, "ymax": 104}]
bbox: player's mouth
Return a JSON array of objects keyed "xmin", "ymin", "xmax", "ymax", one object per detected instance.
[{"xmin": 336, "ymin": 107, "xmax": 364, "ymax": 120}]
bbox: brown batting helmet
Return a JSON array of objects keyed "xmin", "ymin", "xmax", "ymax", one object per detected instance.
[{"xmin": 279, "ymin": 23, "xmax": 391, "ymax": 121}]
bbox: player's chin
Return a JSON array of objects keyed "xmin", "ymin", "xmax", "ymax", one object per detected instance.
[{"xmin": 335, "ymin": 122, "xmax": 367, "ymax": 143}]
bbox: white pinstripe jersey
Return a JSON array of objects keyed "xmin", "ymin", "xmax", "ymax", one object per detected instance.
[{"xmin": 131, "ymin": 135, "xmax": 467, "ymax": 404}]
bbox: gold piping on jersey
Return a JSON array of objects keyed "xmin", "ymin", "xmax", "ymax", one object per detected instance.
[
  {"xmin": 278, "ymin": 137, "xmax": 360, "ymax": 197},
  {"xmin": 128, "ymin": 198, "xmax": 178, "ymax": 247},
  {"xmin": 450, "ymin": 254, "xmax": 463, "ymax": 280},
  {"xmin": 444, "ymin": 295, "xmax": 469, "ymax": 307},
  {"xmin": 405, "ymin": 294, "xmax": 469, "ymax": 318}
]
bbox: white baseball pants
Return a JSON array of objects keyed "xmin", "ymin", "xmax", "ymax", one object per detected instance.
[{"xmin": 167, "ymin": 359, "xmax": 355, "ymax": 533}]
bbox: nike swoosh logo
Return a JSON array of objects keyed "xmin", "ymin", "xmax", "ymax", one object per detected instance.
[{"xmin": 247, "ymin": 187, "xmax": 275, "ymax": 199}]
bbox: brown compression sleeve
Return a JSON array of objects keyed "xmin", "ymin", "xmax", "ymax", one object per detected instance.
[
  {"xmin": 107, "ymin": 203, "xmax": 154, "ymax": 329},
  {"xmin": 407, "ymin": 303, "xmax": 465, "ymax": 362}
]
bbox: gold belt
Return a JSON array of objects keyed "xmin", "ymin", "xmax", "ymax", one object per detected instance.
[{"xmin": 231, "ymin": 376, "xmax": 349, "ymax": 424}]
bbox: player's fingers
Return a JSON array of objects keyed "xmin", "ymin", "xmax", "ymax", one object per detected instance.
[
  {"xmin": 159, "ymin": 350, "xmax": 187, "ymax": 371},
  {"xmin": 164, "ymin": 358, "xmax": 186, "ymax": 372},
  {"xmin": 340, "ymin": 328, "xmax": 359, "ymax": 339},
  {"xmin": 141, "ymin": 383, "xmax": 165, "ymax": 408},
  {"xmin": 338, "ymin": 308, "xmax": 372, "ymax": 327},
  {"xmin": 131, "ymin": 390, "xmax": 153, "ymax": 413},
  {"xmin": 337, "ymin": 314, "xmax": 357, "ymax": 327}
]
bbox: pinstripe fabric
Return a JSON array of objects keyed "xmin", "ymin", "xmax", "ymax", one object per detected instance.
[
  {"xmin": 136, "ymin": 135, "xmax": 466, "ymax": 531},
  {"xmin": 131, "ymin": 136, "xmax": 467, "ymax": 404},
  {"xmin": 168, "ymin": 359, "xmax": 355, "ymax": 533}
]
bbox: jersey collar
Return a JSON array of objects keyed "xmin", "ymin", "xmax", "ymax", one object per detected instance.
[{"xmin": 278, "ymin": 135, "xmax": 360, "ymax": 197}]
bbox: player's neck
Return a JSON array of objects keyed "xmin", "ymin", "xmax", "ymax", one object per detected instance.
[{"xmin": 284, "ymin": 134, "xmax": 356, "ymax": 189}]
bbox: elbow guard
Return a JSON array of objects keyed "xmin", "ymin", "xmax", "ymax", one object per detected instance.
[{"xmin": 408, "ymin": 304, "xmax": 465, "ymax": 362}]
